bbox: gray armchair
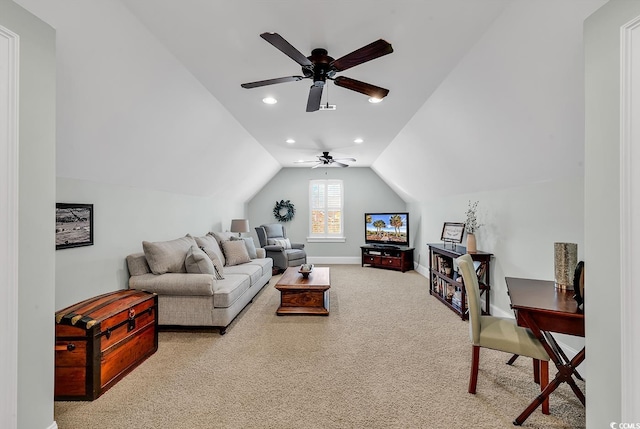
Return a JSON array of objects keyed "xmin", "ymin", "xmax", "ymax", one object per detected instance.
[{"xmin": 255, "ymin": 224, "xmax": 307, "ymax": 271}]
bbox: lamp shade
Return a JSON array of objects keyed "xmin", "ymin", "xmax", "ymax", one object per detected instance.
[{"xmin": 230, "ymin": 219, "xmax": 250, "ymax": 234}]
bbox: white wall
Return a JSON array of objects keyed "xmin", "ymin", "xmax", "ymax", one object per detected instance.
[
  {"xmin": 55, "ymin": 178, "xmax": 245, "ymax": 308},
  {"xmin": 15, "ymin": 0, "xmax": 281, "ymax": 202},
  {"xmin": 0, "ymin": 1, "xmax": 56, "ymax": 428},
  {"xmin": 247, "ymin": 167, "xmax": 408, "ymax": 261},
  {"xmin": 585, "ymin": 0, "xmax": 640, "ymax": 425},
  {"xmin": 373, "ymin": 0, "xmax": 606, "ymax": 201}
]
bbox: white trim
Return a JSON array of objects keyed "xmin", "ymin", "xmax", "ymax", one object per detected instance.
[
  {"xmin": 307, "ymin": 256, "xmax": 360, "ymax": 265},
  {"xmin": 415, "ymin": 262, "xmax": 429, "ymax": 278},
  {"xmin": 306, "ymin": 236, "xmax": 346, "ymax": 243},
  {"xmin": 308, "ymin": 179, "xmax": 344, "ymax": 239},
  {"xmin": 620, "ymin": 15, "xmax": 640, "ymax": 421},
  {"xmin": 0, "ymin": 25, "xmax": 19, "ymax": 429}
]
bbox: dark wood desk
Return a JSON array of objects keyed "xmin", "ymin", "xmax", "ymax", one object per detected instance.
[{"xmin": 505, "ymin": 277, "xmax": 585, "ymax": 426}]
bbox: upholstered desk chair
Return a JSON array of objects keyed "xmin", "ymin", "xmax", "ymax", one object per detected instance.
[
  {"xmin": 255, "ymin": 224, "xmax": 307, "ymax": 272},
  {"xmin": 456, "ymin": 254, "xmax": 550, "ymax": 412}
]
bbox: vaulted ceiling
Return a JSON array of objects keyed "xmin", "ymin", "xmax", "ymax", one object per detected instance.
[
  {"xmin": 13, "ymin": 0, "xmax": 605, "ymax": 203},
  {"xmin": 117, "ymin": 0, "xmax": 511, "ymax": 167}
]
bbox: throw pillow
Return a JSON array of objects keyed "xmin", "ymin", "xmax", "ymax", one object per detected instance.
[
  {"xmin": 221, "ymin": 240, "xmax": 251, "ymax": 266},
  {"xmin": 200, "ymin": 246, "xmax": 225, "ymax": 280},
  {"xmin": 185, "ymin": 245, "xmax": 215, "ymax": 275},
  {"xmin": 273, "ymin": 238, "xmax": 292, "ymax": 249},
  {"xmin": 195, "ymin": 234, "xmax": 226, "ymax": 266},
  {"xmin": 142, "ymin": 235, "xmax": 196, "ymax": 274},
  {"xmin": 231, "ymin": 236, "xmax": 258, "ymax": 259}
]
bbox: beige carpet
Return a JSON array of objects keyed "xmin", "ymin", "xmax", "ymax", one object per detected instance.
[{"xmin": 55, "ymin": 265, "xmax": 585, "ymax": 429}]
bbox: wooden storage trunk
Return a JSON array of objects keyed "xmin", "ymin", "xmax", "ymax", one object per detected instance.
[{"xmin": 55, "ymin": 289, "xmax": 158, "ymax": 401}]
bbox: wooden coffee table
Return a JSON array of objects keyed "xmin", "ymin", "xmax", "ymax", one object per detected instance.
[{"xmin": 275, "ymin": 266, "xmax": 330, "ymax": 316}]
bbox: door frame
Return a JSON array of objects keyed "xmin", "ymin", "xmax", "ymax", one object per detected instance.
[
  {"xmin": 620, "ymin": 14, "xmax": 640, "ymax": 420},
  {"xmin": 0, "ymin": 24, "xmax": 19, "ymax": 429}
]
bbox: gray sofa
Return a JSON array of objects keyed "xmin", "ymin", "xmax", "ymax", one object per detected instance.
[{"xmin": 126, "ymin": 232, "xmax": 272, "ymax": 334}]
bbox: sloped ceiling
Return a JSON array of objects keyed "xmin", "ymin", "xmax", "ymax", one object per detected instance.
[
  {"xmin": 13, "ymin": 0, "xmax": 607, "ymax": 203},
  {"xmin": 373, "ymin": 0, "xmax": 607, "ymax": 202},
  {"xmin": 117, "ymin": 0, "xmax": 511, "ymax": 168}
]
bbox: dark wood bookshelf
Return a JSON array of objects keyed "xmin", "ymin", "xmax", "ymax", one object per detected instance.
[{"xmin": 428, "ymin": 243, "xmax": 492, "ymax": 320}]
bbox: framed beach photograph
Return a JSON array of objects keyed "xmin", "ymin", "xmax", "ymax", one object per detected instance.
[
  {"xmin": 440, "ymin": 222, "xmax": 465, "ymax": 244},
  {"xmin": 56, "ymin": 203, "xmax": 94, "ymax": 250}
]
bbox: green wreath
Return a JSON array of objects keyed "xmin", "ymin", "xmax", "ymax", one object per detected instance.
[{"xmin": 273, "ymin": 199, "xmax": 295, "ymax": 222}]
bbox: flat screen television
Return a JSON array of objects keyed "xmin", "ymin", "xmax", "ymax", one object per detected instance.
[{"xmin": 364, "ymin": 212, "xmax": 409, "ymax": 247}]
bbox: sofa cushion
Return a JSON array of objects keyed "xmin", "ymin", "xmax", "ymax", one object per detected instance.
[
  {"xmin": 195, "ymin": 234, "xmax": 226, "ymax": 267},
  {"xmin": 129, "ymin": 272, "xmax": 214, "ymax": 296},
  {"xmin": 142, "ymin": 235, "xmax": 196, "ymax": 274},
  {"xmin": 223, "ymin": 263, "xmax": 262, "ymax": 285},
  {"xmin": 222, "ymin": 240, "xmax": 251, "ymax": 266},
  {"xmin": 231, "ymin": 236, "xmax": 258, "ymax": 259},
  {"xmin": 185, "ymin": 245, "xmax": 215, "ymax": 275},
  {"xmin": 244, "ymin": 257, "xmax": 273, "ymax": 277},
  {"xmin": 212, "ymin": 274, "xmax": 251, "ymax": 308},
  {"xmin": 126, "ymin": 253, "xmax": 151, "ymax": 276}
]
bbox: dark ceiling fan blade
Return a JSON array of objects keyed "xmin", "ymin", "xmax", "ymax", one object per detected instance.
[
  {"xmin": 306, "ymin": 84, "xmax": 324, "ymax": 112},
  {"xmin": 330, "ymin": 39, "xmax": 393, "ymax": 72},
  {"xmin": 260, "ymin": 32, "xmax": 313, "ymax": 67},
  {"xmin": 333, "ymin": 76, "xmax": 389, "ymax": 99},
  {"xmin": 241, "ymin": 76, "xmax": 306, "ymax": 89}
]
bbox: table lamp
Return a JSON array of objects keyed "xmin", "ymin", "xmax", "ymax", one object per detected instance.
[{"xmin": 230, "ymin": 219, "xmax": 250, "ymax": 237}]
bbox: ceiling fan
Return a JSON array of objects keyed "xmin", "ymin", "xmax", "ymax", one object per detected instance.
[
  {"xmin": 295, "ymin": 151, "xmax": 356, "ymax": 168},
  {"xmin": 241, "ymin": 32, "xmax": 393, "ymax": 112}
]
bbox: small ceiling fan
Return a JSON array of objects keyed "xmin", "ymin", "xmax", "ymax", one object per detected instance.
[
  {"xmin": 241, "ymin": 32, "xmax": 393, "ymax": 112},
  {"xmin": 295, "ymin": 151, "xmax": 356, "ymax": 168}
]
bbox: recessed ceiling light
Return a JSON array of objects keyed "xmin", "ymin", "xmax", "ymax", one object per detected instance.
[
  {"xmin": 286, "ymin": 139, "xmax": 295, "ymax": 144},
  {"xmin": 354, "ymin": 138, "xmax": 364, "ymax": 144},
  {"xmin": 262, "ymin": 97, "xmax": 277, "ymax": 105},
  {"xmin": 368, "ymin": 97, "xmax": 383, "ymax": 103}
]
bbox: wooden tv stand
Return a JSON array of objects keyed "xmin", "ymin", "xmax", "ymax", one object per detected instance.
[{"xmin": 361, "ymin": 245, "xmax": 414, "ymax": 272}]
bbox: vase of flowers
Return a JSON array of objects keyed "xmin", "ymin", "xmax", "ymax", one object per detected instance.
[{"xmin": 465, "ymin": 200, "xmax": 482, "ymax": 253}]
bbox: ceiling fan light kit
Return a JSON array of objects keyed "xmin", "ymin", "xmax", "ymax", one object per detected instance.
[
  {"xmin": 241, "ymin": 32, "xmax": 393, "ymax": 112},
  {"xmin": 319, "ymin": 104, "xmax": 336, "ymax": 111}
]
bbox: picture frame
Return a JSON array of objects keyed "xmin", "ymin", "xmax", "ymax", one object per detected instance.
[
  {"xmin": 440, "ymin": 222, "xmax": 465, "ymax": 244},
  {"xmin": 56, "ymin": 203, "xmax": 94, "ymax": 250}
]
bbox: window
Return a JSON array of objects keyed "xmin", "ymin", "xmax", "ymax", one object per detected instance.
[{"xmin": 308, "ymin": 179, "xmax": 345, "ymax": 242}]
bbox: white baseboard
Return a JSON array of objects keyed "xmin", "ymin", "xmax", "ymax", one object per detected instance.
[
  {"xmin": 415, "ymin": 263, "xmax": 429, "ymax": 277},
  {"xmin": 307, "ymin": 256, "xmax": 361, "ymax": 265},
  {"xmin": 47, "ymin": 422, "xmax": 58, "ymax": 429}
]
